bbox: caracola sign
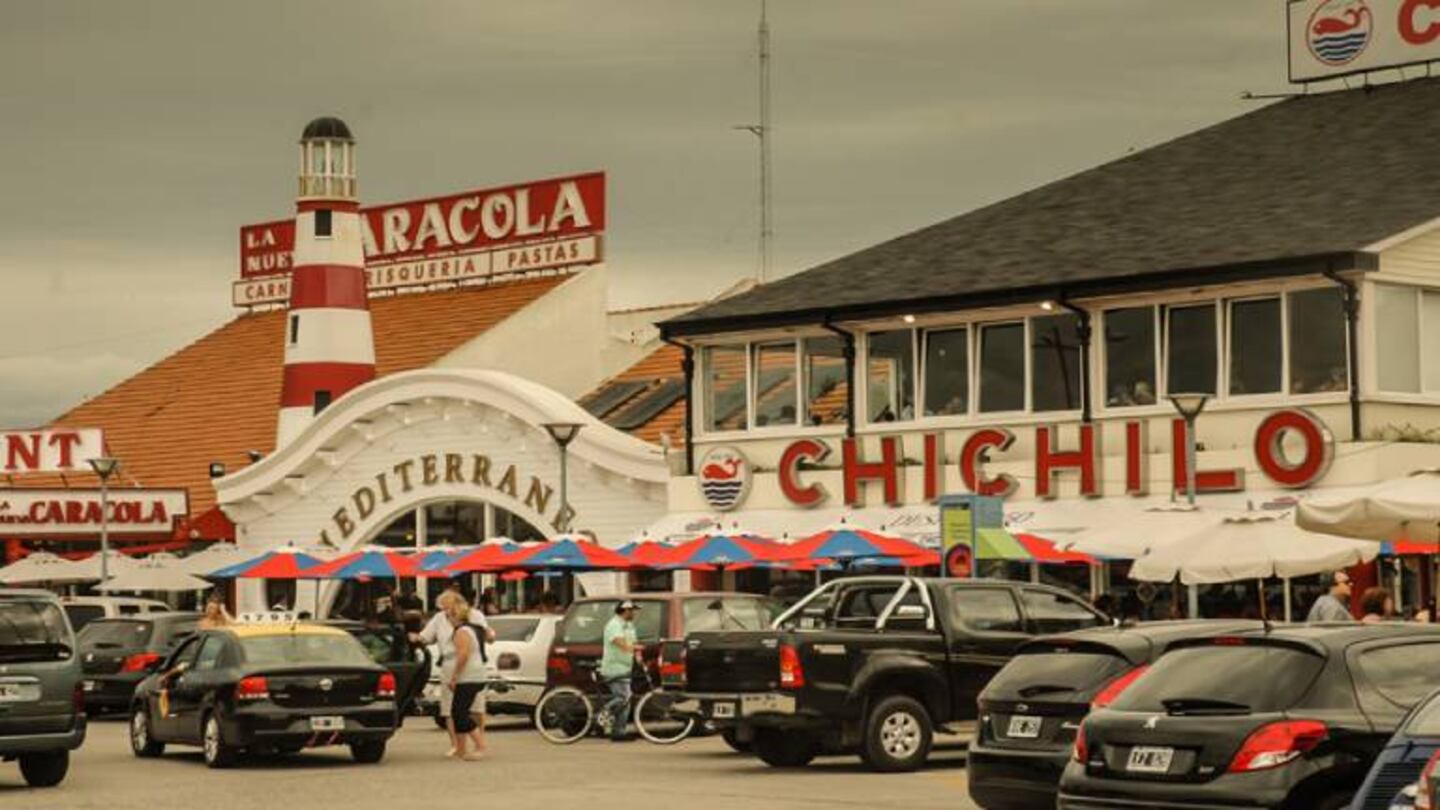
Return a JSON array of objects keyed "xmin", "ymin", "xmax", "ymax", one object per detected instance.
[
  {"xmin": 729, "ymin": 408, "xmax": 1334, "ymax": 510},
  {"xmin": 0, "ymin": 489, "xmax": 187, "ymax": 536}
]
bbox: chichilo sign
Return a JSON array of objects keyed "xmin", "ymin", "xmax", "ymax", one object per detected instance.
[
  {"xmin": 1289, "ymin": 0, "xmax": 1440, "ymax": 82},
  {"xmin": 235, "ymin": 172, "xmax": 606, "ymax": 307}
]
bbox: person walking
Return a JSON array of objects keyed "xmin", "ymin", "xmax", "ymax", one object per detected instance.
[
  {"xmin": 1307, "ymin": 571, "xmax": 1355, "ymax": 623},
  {"xmin": 598, "ymin": 600, "xmax": 642, "ymax": 743},
  {"xmin": 447, "ymin": 599, "xmax": 491, "ymax": 761},
  {"xmin": 412, "ymin": 591, "xmax": 494, "ymax": 757}
]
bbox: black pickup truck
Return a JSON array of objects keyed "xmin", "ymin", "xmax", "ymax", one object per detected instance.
[{"xmin": 678, "ymin": 575, "xmax": 1108, "ymax": 772}]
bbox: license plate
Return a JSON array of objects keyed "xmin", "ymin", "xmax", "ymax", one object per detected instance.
[
  {"xmin": 309, "ymin": 716, "xmax": 344, "ymax": 731},
  {"xmin": 741, "ymin": 693, "xmax": 795, "ymax": 716},
  {"xmin": 0, "ymin": 682, "xmax": 39, "ymax": 702},
  {"xmin": 1127, "ymin": 746, "xmax": 1174, "ymax": 774},
  {"xmin": 1006, "ymin": 715, "xmax": 1043, "ymax": 739},
  {"xmin": 711, "ymin": 702, "xmax": 736, "ymax": 719},
  {"xmin": 82, "ymin": 680, "xmax": 97, "ymax": 692}
]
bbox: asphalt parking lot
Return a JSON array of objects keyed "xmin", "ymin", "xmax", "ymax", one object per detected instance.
[{"xmin": 0, "ymin": 717, "xmax": 980, "ymax": 809}]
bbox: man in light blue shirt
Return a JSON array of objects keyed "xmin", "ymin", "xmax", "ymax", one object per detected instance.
[{"xmin": 599, "ymin": 600, "xmax": 641, "ymax": 742}]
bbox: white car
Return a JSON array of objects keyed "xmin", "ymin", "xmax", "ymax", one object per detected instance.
[
  {"xmin": 60, "ymin": 596, "xmax": 170, "ymax": 632},
  {"xmin": 418, "ymin": 614, "xmax": 561, "ymax": 722}
]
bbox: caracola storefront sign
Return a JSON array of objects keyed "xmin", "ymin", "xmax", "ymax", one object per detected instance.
[{"xmin": 699, "ymin": 408, "xmax": 1334, "ymax": 511}]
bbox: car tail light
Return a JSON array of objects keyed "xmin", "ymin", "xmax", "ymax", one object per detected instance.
[
  {"xmin": 1072, "ymin": 720, "xmax": 1088, "ymax": 763},
  {"xmin": 1212, "ymin": 636, "xmax": 1247, "ymax": 647},
  {"xmin": 547, "ymin": 655, "xmax": 572, "ymax": 680},
  {"xmin": 496, "ymin": 653, "xmax": 521, "ymax": 671},
  {"xmin": 376, "ymin": 672, "xmax": 396, "ymax": 699},
  {"xmin": 1091, "ymin": 665, "xmax": 1149, "ymax": 709},
  {"xmin": 235, "ymin": 676, "xmax": 270, "ymax": 702},
  {"xmin": 659, "ymin": 646, "xmax": 687, "ymax": 688},
  {"xmin": 1416, "ymin": 750, "xmax": 1440, "ymax": 810},
  {"xmin": 120, "ymin": 652, "xmax": 163, "ymax": 673},
  {"xmin": 1227, "ymin": 720, "xmax": 1328, "ymax": 773},
  {"xmin": 779, "ymin": 644, "xmax": 804, "ymax": 689}
]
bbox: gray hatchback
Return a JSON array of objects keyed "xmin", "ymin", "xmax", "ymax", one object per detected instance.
[{"xmin": 0, "ymin": 589, "xmax": 87, "ymax": 787}]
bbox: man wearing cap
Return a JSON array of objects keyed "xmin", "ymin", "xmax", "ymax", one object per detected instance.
[{"xmin": 599, "ymin": 600, "xmax": 642, "ymax": 742}]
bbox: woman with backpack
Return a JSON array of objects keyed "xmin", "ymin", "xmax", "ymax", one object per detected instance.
[{"xmin": 446, "ymin": 599, "xmax": 491, "ymax": 761}]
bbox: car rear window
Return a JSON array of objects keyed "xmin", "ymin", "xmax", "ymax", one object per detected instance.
[
  {"xmin": 0, "ymin": 601, "xmax": 72, "ymax": 662},
  {"xmin": 560, "ymin": 601, "xmax": 663, "ymax": 644},
  {"xmin": 681, "ymin": 598, "xmax": 776, "ymax": 633},
  {"xmin": 78, "ymin": 619, "xmax": 152, "ymax": 650},
  {"xmin": 240, "ymin": 633, "xmax": 375, "ymax": 668},
  {"xmin": 63, "ymin": 604, "xmax": 106, "ymax": 632},
  {"xmin": 1405, "ymin": 694, "xmax": 1440, "ymax": 736},
  {"xmin": 986, "ymin": 649, "xmax": 1132, "ymax": 699},
  {"xmin": 489, "ymin": 617, "xmax": 541, "ymax": 643},
  {"xmin": 1112, "ymin": 643, "xmax": 1325, "ymax": 714}
]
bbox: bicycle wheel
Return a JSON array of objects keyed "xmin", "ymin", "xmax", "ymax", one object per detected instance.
[
  {"xmin": 634, "ymin": 690, "xmax": 697, "ymax": 745},
  {"xmin": 534, "ymin": 687, "xmax": 593, "ymax": 745}
]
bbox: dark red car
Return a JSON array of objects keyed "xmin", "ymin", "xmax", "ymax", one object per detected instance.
[{"xmin": 545, "ymin": 592, "xmax": 779, "ymax": 692}]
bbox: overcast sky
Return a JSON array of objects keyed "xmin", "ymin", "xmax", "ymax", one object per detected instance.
[{"xmin": 0, "ymin": 0, "xmax": 1292, "ymax": 428}]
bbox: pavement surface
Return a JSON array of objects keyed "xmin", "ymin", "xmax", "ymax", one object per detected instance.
[{"xmin": 0, "ymin": 716, "xmax": 981, "ymax": 809}]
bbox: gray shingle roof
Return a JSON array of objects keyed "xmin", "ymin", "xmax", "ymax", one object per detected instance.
[{"xmin": 665, "ymin": 78, "xmax": 1440, "ymax": 337}]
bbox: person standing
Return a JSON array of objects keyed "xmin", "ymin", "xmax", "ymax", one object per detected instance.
[
  {"xmin": 447, "ymin": 600, "xmax": 491, "ymax": 761},
  {"xmin": 412, "ymin": 591, "xmax": 493, "ymax": 756},
  {"xmin": 598, "ymin": 600, "xmax": 642, "ymax": 742},
  {"xmin": 1307, "ymin": 571, "xmax": 1355, "ymax": 623}
]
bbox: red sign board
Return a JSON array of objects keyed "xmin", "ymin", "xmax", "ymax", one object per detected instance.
[{"xmin": 239, "ymin": 172, "xmax": 606, "ymax": 280}]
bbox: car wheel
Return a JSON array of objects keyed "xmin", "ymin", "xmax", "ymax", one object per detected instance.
[
  {"xmin": 18, "ymin": 751, "xmax": 68, "ymax": 787},
  {"xmin": 721, "ymin": 727, "xmax": 751, "ymax": 753},
  {"xmin": 860, "ymin": 695, "xmax": 933, "ymax": 773},
  {"xmin": 202, "ymin": 713, "xmax": 237, "ymax": 769},
  {"xmin": 130, "ymin": 705, "xmax": 165, "ymax": 758},
  {"xmin": 752, "ymin": 728, "xmax": 819, "ymax": 768},
  {"xmin": 350, "ymin": 740, "xmax": 387, "ymax": 764}
]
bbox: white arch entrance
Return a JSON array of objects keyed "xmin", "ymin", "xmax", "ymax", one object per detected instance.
[{"xmin": 215, "ymin": 369, "xmax": 669, "ymax": 612}]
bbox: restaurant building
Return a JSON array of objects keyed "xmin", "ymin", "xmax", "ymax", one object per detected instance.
[{"xmin": 654, "ymin": 77, "xmax": 1440, "ymax": 610}]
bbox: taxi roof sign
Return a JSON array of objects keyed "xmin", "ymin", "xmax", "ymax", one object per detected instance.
[{"xmin": 236, "ymin": 611, "xmax": 300, "ymax": 625}]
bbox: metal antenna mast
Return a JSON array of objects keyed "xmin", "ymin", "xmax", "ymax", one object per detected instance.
[{"xmin": 736, "ymin": 0, "xmax": 772, "ymax": 284}]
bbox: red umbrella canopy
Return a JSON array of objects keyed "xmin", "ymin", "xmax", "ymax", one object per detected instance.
[
  {"xmin": 779, "ymin": 526, "xmax": 932, "ymax": 564},
  {"xmin": 659, "ymin": 532, "xmax": 783, "ymax": 570},
  {"xmin": 213, "ymin": 549, "xmax": 328, "ymax": 580},
  {"xmin": 504, "ymin": 539, "xmax": 635, "ymax": 571},
  {"xmin": 444, "ymin": 542, "xmax": 529, "ymax": 575},
  {"xmin": 300, "ymin": 549, "xmax": 421, "ymax": 580},
  {"xmin": 617, "ymin": 540, "xmax": 678, "ymax": 567}
]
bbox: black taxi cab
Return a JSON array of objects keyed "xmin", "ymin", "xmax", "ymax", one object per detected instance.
[{"xmin": 126, "ymin": 615, "xmax": 399, "ymax": 768}]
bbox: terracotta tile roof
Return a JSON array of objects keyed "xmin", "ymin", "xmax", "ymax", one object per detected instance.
[
  {"xmin": 13, "ymin": 275, "xmax": 570, "ymax": 523},
  {"xmin": 581, "ymin": 344, "xmax": 685, "ymax": 446}
]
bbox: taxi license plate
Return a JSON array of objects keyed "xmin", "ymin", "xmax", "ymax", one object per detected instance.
[
  {"xmin": 309, "ymin": 716, "xmax": 344, "ymax": 731},
  {"xmin": 741, "ymin": 694, "xmax": 794, "ymax": 716},
  {"xmin": 711, "ymin": 702, "xmax": 736, "ymax": 719},
  {"xmin": 1006, "ymin": 715, "xmax": 1043, "ymax": 739},
  {"xmin": 1127, "ymin": 746, "xmax": 1174, "ymax": 774},
  {"xmin": 82, "ymin": 680, "xmax": 98, "ymax": 692},
  {"xmin": 0, "ymin": 682, "xmax": 39, "ymax": 702}
]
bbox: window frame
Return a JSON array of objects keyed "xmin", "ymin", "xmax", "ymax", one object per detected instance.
[
  {"xmin": 977, "ymin": 319, "xmax": 1030, "ymax": 416},
  {"xmin": 918, "ymin": 324, "xmax": 972, "ymax": 418},
  {"xmin": 1097, "ymin": 304, "xmax": 1161, "ymax": 411},
  {"xmin": 751, "ymin": 339, "xmax": 801, "ymax": 429},
  {"xmin": 1223, "ymin": 294, "xmax": 1285, "ymax": 399},
  {"xmin": 860, "ymin": 328, "xmax": 919, "ymax": 424},
  {"xmin": 1163, "ymin": 299, "xmax": 1222, "ymax": 399},
  {"xmin": 1028, "ymin": 311, "xmax": 1086, "ymax": 415}
]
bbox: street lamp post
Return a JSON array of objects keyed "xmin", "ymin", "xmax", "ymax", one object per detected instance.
[
  {"xmin": 88, "ymin": 456, "xmax": 121, "ymax": 593},
  {"xmin": 1167, "ymin": 394, "xmax": 1209, "ymax": 619},
  {"xmin": 541, "ymin": 423, "xmax": 584, "ymax": 533}
]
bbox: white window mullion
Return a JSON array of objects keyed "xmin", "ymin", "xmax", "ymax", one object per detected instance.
[{"xmin": 1023, "ymin": 317, "xmax": 1034, "ymax": 413}]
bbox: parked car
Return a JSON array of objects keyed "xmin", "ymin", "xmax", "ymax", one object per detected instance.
[
  {"xmin": 326, "ymin": 620, "xmax": 431, "ymax": 719},
  {"xmin": 546, "ymin": 592, "xmax": 781, "ymax": 692},
  {"xmin": 77, "ymin": 612, "xmax": 199, "ymax": 714},
  {"xmin": 128, "ymin": 621, "xmax": 400, "ymax": 768},
  {"xmin": 0, "ymin": 589, "xmax": 87, "ymax": 788},
  {"xmin": 969, "ymin": 620, "xmax": 1263, "ymax": 810},
  {"xmin": 1059, "ymin": 623, "xmax": 1440, "ymax": 810},
  {"xmin": 679, "ymin": 575, "xmax": 1108, "ymax": 772},
  {"xmin": 59, "ymin": 596, "xmax": 170, "ymax": 633},
  {"xmin": 1351, "ymin": 687, "xmax": 1440, "ymax": 810},
  {"xmin": 483, "ymin": 614, "xmax": 560, "ymax": 714}
]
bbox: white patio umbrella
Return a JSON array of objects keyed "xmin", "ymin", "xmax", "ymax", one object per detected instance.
[
  {"xmin": 1131, "ymin": 513, "xmax": 1379, "ymax": 584},
  {"xmin": 0, "ymin": 552, "xmax": 71, "ymax": 585},
  {"xmin": 1050, "ymin": 504, "xmax": 1214, "ymax": 559},
  {"xmin": 1295, "ymin": 470, "xmax": 1440, "ymax": 543},
  {"xmin": 175, "ymin": 542, "xmax": 249, "ymax": 576},
  {"xmin": 63, "ymin": 551, "xmax": 139, "ymax": 582},
  {"xmin": 104, "ymin": 559, "xmax": 214, "ymax": 593}
]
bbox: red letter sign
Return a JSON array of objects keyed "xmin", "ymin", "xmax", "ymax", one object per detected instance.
[
  {"xmin": 959, "ymin": 429, "xmax": 1018, "ymax": 498},
  {"xmin": 842, "ymin": 436, "xmax": 903, "ymax": 507},
  {"xmin": 923, "ymin": 433, "xmax": 945, "ymax": 502},
  {"xmin": 1035, "ymin": 424, "xmax": 1102, "ymax": 499},
  {"xmin": 1254, "ymin": 409, "xmax": 1333, "ymax": 488},
  {"xmin": 1171, "ymin": 419, "xmax": 1244, "ymax": 494},
  {"xmin": 1125, "ymin": 420, "xmax": 1149, "ymax": 496},
  {"xmin": 778, "ymin": 439, "xmax": 830, "ymax": 507},
  {"xmin": 1400, "ymin": 0, "xmax": 1440, "ymax": 44}
]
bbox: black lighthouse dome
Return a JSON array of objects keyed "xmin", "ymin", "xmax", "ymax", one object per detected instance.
[{"xmin": 301, "ymin": 116, "xmax": 354, "ymax": 141}]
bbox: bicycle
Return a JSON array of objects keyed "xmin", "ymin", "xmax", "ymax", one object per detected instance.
[{"xmin": 533, "ymin": 661, "xmax": 695, "ymax": 745}]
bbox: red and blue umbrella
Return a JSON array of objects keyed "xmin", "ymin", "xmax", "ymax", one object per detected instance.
[
  {"xmin": 208, "ymin": 548, "xmax": 328, "ymax": 579},
  {"xmin": 658, "ymin": 532, "xmax": 782, "ymax": 570},
  {"xmin": 502, "ymin": 539, "xmax": 635, "ymax": 572},
  {"xmin": 779, "ymin": 526, "xmax": 932, "ymax": 566},
  {"xmin": 617, "ymin": 540, "xmax": 678, "ymax": 567},
  {"xmin": 444, "ymin": 541, "xmax": 530, "ymax": 575},
  {"xmin": 414, "ymin": 546, "xmax": 465, "ymax": 576},
  {"xmin": 300, "ymin": 549, "xmax": 420, "ymax": 580}
]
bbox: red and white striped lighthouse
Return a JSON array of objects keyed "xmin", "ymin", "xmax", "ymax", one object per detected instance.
[{"xmin": 276, "ymin": 117, "xmax": 376, "ymax": 446}]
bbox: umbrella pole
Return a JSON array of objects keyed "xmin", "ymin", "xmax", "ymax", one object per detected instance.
[
  {"xmin": 1283, "ymin": 577, "xmax": 1293, "ymax": 623},
  {"xmin": 1257, "ymin": 579, "xmax": 1267, "ymax": 622}
]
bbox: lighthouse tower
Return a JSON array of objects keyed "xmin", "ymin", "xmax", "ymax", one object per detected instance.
[{"xmin": 275, "ymin": 117, "xmax": 376, "ymax": 447}]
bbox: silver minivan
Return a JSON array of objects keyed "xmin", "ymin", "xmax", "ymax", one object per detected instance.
[{"xmin": 0, "ymin": 589, "xmax": 86, "ymax": 787}]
